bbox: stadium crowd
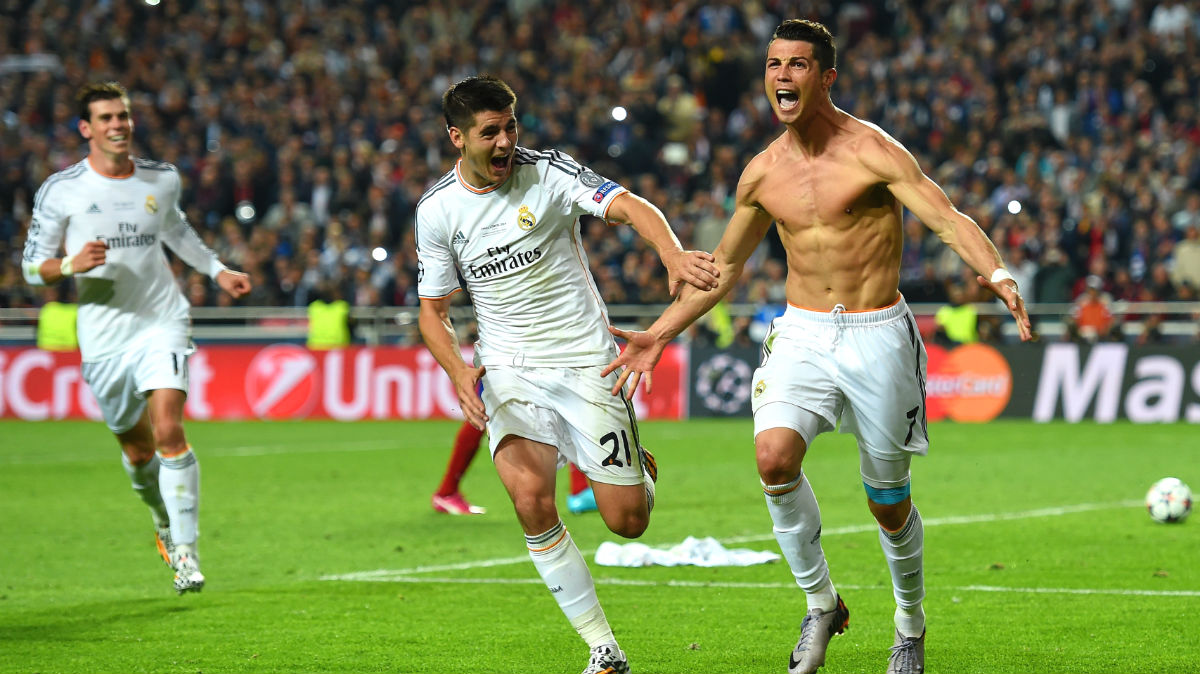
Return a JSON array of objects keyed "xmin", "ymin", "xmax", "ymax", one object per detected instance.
[{"xmin": 2, "ymin": 0, "xmax": 1199, "ymax": 343}]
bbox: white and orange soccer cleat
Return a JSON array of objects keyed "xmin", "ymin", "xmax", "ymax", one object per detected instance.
[{"xmin": 170, "ymin": 547, "xmax": 205, "ymax": 595}]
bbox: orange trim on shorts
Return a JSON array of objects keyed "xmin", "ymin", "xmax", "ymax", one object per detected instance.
[
  {"xmin": 158, "ymin": 444, "xmax": 192, "ymax": 458},
  {"xmin": 786, "ymin": 294, "xmax": 902, "ymax": 313},
  {"xmin": 527, "ymin": 529, "xmax": 568, "ymax": 553}
]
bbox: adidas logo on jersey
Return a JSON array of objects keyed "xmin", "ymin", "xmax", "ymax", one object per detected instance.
[
  {"xmin": 86, "ymin": 203, "xmax": 102, "ymax": 214},
  {"xmin": 451, "ymin": 231, "xmax": 469, "ymax": 246}
]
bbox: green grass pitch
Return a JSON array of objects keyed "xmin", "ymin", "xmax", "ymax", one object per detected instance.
[{"xmin": 0, "ymin": 418, "xmax": 1196, "ymax": 673}]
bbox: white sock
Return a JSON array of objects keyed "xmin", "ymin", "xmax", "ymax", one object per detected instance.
[
  {"xmin": 879, "ymin": 505, "xmax": 925, "ymax": 637},
  {"xmin": 159, "ymin": 448, "xmax": 200, "ymax": 547},
  {"xmin": 121, "ymin": 453, "xmax": 169, "ymax": 528},
  {"xmin": 764, "ymin": 472, "xmax": 837, "ymax": 612},
  {"xmin": 526, "ymin": 521, "xmax": 616, "ymax": 648}
]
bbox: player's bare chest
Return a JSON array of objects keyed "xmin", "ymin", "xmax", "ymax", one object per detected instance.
[{"xmin": 756, "ymin": 160, "xmax": 892, "ymax": 231}]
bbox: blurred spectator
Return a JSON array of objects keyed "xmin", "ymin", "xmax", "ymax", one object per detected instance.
[
  {"xmin": 1005, "ymin": 246, "xmax": 1039, "ymax": 303},
  {"xmin": 1172, "ymin": 192, "xmax": 1200, "ymax": 232},
  {"xmin": 1033, "ymin": 248, "xmax": 1074, "ymax": 304},
  {"xmin": 1172, "ymin": 225, "xmax": 1200, "ymax": 289},
  {"xmin": 1067, "ymin": 276, "xmax": 1119, "ymax": 343},
  {"xmin": 933, "ymin": 283, "xmax": 978, "ymax": 346},
  {"xmin": 261, "ymin": 188, "xmax": 318, "ymax": 244}
]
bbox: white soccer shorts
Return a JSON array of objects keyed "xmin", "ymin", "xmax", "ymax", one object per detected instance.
[
  {"xmin": 481, "ymin": 365, "xmax": 647, "ymax": 486},
  {"xmin": 80, "ymin": 337, "xmax": 194, "ymax": 434},
  {"xmin": 751, "ymin": 296, "xmax": 929, "ymax": 464}
]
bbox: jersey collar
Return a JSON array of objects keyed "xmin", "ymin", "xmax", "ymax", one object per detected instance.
[{"xmin": 454, "ymin": 158, "xmax": 511, "ymax": 195}]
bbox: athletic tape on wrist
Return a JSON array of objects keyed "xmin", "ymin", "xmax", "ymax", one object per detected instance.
[
  {"xmin": 990, "ymin": 268, "xmax": 1014, "ymax": 285},
  {"xmin": 59, "ymin": 255, "xmax": 75, "ymax": 277}
]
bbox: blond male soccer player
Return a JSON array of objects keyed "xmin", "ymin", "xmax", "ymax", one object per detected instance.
[
  {"xmin": 22, "ymin": 82, "xmax": 251, "ymax": 594},
  {"xmin": 416, "ymin": 75, "xmax": 717, "ymax": 674},
  {"xmin": 603, "ymin": 20, "xmax": 1032, "ymax": 674}
]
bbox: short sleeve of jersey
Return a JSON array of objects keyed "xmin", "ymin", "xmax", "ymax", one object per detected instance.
[
  {"xmin": 542, "ymin": 150, "xmax": 628, "ymax": 221},
  {"xmin": 415, "ymin": 203, "xmax": 460, "ymax": 299}
]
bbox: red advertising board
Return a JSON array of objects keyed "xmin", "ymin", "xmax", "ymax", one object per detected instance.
[{"xmin": 0, "ymin": 344, "xmax": 685, "ymax": 422}]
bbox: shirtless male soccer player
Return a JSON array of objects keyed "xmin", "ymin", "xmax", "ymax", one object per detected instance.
[{"xmin": 603, "ymin": 20, "xmax": 1032, "ymax": 674}]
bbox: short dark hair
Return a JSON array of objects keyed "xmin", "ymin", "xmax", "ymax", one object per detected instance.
[
  {"xmin": 442, "ymin": 75, "xmax": 517, "ymax": 131},
  {"xmin": 77, "ymin": 82, "xmax": 129, "ymax": 121},
  {"xmin": 770, "ymin": 19, "xmax": 837, "ymax": 72}
]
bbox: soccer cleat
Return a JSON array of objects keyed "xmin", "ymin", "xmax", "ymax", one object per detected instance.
[
  {"xmin": 788, "ymin": 594, "xmax": 850, "ymax": 674},
  {"xmin": 567, "ymin": 486, "xmax": 598, "ymax": 514},
  {"xmin": 639, "ymin": 446, "xmax": 657, "ymax": 483},
  {"xmin": 581, "ymin": 642, "xmax": 629, "ymax": 674},
  {"xmin": 155, "ymin": 526, "xmax": 173, "ymax": 566},
  {"xmin": 170, "ymin": 547, "xmax": 205, "ymax": 595},
  {"xmin": 432, "ymin": 492, "xmax": 486, "ymax": 515},
  {"xmin": 886, "ymin": 629, "xmax": 925, "ymax": 674}
]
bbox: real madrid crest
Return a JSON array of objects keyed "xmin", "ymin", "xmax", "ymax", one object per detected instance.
[
  {"xmin": 753, "ymin": 380, "xmax": 766, "ymax": 398},
  {"xmin": 517, "ymin": 205, "xmax": 536, "ymax": 231},
  {"xmin": 144, "ymin": 195, "xmax": 158, "ymax": 214}
]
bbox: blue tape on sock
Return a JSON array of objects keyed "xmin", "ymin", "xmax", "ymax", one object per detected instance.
[{"xmin": 864, "ymin": 482, "xmax": 910, "ymax": 505}]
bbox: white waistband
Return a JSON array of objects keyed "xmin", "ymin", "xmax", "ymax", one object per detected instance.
[{"xmin": 781, "ymin": 295, "xmax": 910, "ymax": 327}]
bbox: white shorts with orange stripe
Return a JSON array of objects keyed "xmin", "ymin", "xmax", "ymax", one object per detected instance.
[
  {"xmin": 482, "ymin": 365, "xmax": 647, "ymax": 486},
  {"xmin": 751, "ymin": 295, "xmax": 929, "ymax": 462},
  {"xmin": 80, "ymin": 334, "xmax": 194, "ymax": 434}
]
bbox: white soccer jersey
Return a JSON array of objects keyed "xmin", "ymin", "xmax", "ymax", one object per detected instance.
[
  {"xmin": 22, "ymin": 157, "xmax": 226, "ymax": 362},
  {"xmin": 416, "ymin": 147, "xmax": 628, "ymax": 368}
]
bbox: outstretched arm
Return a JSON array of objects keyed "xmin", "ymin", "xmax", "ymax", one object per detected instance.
[
  {"xmin": 863, "ymin": 132, "xmax": 1033, "ymax": 341},
  {"xmin": 606, "ymin": 191, "xmax": 719, "ymax": 296},
  {"xmin": 418, "ymin": 295, "xmax": 487, "ymax": 430},
  {"xmin": 603, "ymin": 180, "xmax": 774, "ymax": 397}
]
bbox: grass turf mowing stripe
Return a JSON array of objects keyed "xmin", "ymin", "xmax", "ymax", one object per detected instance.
[
  {"xmin": 320, "ymin": 575, "xmax": 1200, "ymax": 597},
  {"xmin": 320, "ymin": 499, "xmax": 1142, "ymax": 580}
]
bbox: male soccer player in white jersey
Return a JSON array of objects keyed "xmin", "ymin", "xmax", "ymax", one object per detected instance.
[
  {"xmin": 602, "ymin": 20, "xmax": 1032, "ymax": 674},
  {"xmin": 22, "ymin": 82, "xmax": 251, "ymax": 595},
  {"xmin": 416, "ymin": 75, "xmax": 718, "ymax": 674}
]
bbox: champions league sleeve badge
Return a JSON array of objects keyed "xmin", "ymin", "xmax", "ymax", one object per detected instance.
[{"xmin": 578, "ymin": 169, "xmax": 604, "ymax": 188}]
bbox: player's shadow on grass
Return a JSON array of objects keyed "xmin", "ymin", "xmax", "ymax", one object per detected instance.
[{"xmin": 0, "ymin": 599, "xmax": 202, "ymax": 643}]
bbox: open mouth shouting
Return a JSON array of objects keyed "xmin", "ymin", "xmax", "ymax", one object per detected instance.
[
  {"xmin": 776, "ymin": 89, "xmax": 799, "ymax": 112},
  {"xmin": 490, "ymin": 153, "xmax": 511, "ymax": 176}
]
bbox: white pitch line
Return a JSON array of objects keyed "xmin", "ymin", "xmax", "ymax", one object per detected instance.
[
  {"xmin": 318, "ymin": 575, "xmax": 1200, "ymax": 597},
  {"xmin": 321, "ymin": 500, "xmax": 1143, "ymax": 581}
]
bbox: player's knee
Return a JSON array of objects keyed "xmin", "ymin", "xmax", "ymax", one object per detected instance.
[
  {"xmin": 865, "ymin": 482, "xmax": 912, "ymax": 531},
  {"xmin": 606, "ymin": 509, "xmax": 649, "ymax": 539},
  {"xmin": 122, "ymin": 445, "xmax": 156, "ymax": 465},
  {"xmin": 511, "ymin": 491, "xmax": 557, "ymax": 528},
  {"xmin": 756, "ymin": 438, "xmax": 801, "ymax": 485},
  {"xmin": 153, "ymin": 424, "xmax": 187, "ymax": 454}
]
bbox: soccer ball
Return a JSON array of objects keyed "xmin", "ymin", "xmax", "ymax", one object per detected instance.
[{"xmin": 1145, "ymin": 477, "xmax": 1192, "ymax": 524}]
